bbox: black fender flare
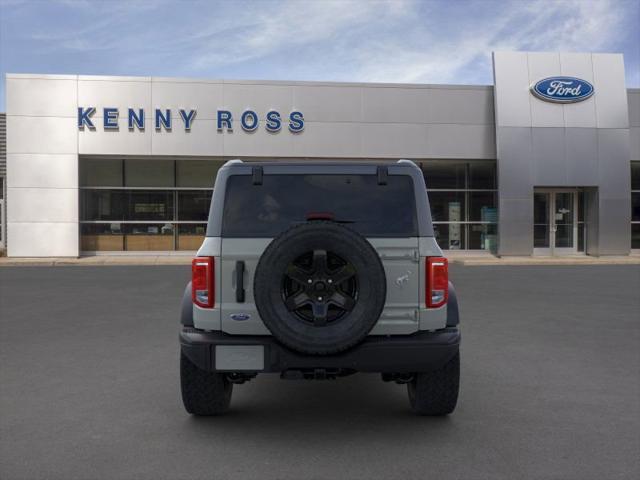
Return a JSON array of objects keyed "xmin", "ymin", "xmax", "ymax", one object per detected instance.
[
  {"xmin": 446, "ymin": 281, "xmax": 460, "ymax": 327},
  {"xmin": 180, "ymin": 282, "xmax": 194, "ymax": 326}
]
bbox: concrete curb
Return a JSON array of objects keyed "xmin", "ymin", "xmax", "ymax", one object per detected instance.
[{"xmin": 448, "ymin": 256, "xmax": 640, "ymax": 266}]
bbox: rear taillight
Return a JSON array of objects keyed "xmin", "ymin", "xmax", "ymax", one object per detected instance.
[
  {"xmin": 426, "ymin": 257, "xmax": 448, "ymax": 308},
  {"xmin": 192, "ymin": 257, "xmax": 214, "ymax": 308}
]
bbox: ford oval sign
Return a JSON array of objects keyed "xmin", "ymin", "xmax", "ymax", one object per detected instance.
[{"xmin": 531, "ymin": 77, "xmax": 594, "ymax": 103}]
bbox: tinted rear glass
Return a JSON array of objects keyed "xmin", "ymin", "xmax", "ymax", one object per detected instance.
[{"xmin": 222, "ymin": 174, "xmax": 417, "ymax": 237}]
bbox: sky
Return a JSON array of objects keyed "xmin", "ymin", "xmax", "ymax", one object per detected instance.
[{"xmin": 0, "ymin": 0, "xmax": 639, "ymax": 111}]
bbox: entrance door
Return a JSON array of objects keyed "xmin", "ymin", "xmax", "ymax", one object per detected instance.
[{"xmin": 533, "ymin": 190, "xmax": 578, "ymax": 255}]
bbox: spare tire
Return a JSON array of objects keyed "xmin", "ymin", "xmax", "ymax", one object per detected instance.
[{"xmin": 253, "ymin": 221, "xmax": 386, "ymax": 355}]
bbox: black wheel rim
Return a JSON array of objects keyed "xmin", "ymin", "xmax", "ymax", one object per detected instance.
[{"xmin": 282, "ymin": 249, "xmax": 358, "ymax": 326}]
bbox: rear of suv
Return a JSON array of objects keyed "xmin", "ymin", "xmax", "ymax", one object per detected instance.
[{"xmin": 180, "ymin": 160, "xmax": 460, "ymax": 416}]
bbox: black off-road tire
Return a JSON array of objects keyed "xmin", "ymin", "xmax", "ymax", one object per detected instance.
[
  {"xmin": 180, "ymin": 352, "xmax": 233, "ymax": 416},
  {"xmin": 253, "ymin": 221, "xmax": 386, "ymax": 355},
  {"xmin": 408, "ymin": 352, "xmax": 460, "ymax": 416}
]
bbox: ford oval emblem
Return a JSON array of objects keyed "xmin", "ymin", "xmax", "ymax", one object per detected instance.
[
  {"xmin": 230, "ymin": 313, "xmax": 251, "ymax": 321},
  {"xmin": 531, "ymin": 76, "xmax": 594, "ymax": 103}
]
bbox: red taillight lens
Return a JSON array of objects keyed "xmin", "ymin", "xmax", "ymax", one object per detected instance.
[
  {"xmin": 426, "ymin": 257, "xmax": 448, "ymax": 308},
  {"xmin": 192, "ymin": 257, "xmax": 214, "ymax": 308}
]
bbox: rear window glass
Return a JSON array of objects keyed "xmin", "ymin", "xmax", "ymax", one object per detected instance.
[{"xmin": 222, "ymin": 174, "xmax": 417, "ymax": 237}]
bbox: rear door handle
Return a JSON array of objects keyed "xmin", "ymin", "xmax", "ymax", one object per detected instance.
[{"xmin": 235, "ymin": 261, "xmax": 245, "ymax": 303}]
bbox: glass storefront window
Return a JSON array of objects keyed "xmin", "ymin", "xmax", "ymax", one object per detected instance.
[
  {"xmin": 632, "ymin": 162, "xmax": 640, "ymax": 191},
  {"xmin": 468, "ymin": 162, "xmax": 496, "ymax": 189},
  {"xmin": 80, "ymin": 158, "xmax": 123, "ymax": 187},
  {"xmin": 178, "ymin": 191, "xmax": 213, "ymax": 221},
  {"xmin": 128, "ymin": 190, "xmax": 174, "ymax": 221},
  {"xmin": 428, "ymin": 191, "xmax": 465, "ymax": 222},
  {"xmin": 81, "ymin": 190, "xmax": 127, "ymax": 221},
  {"xmin": 125, "ymin": 159, "xmax": 174, "ymax": 187},
  {"xmin": 177, "ymin": 224, "xmax": 207, "ymax": 251},
  {"xmin": 469, "ymin": 191, "xmax": 496, "ymax": 222},
  {"xmin": 177, "ymin": 160, "xmax": 224, "ymax": 188},
  {"xmin": 632, "ymin": 224, "xmax": 640, "ymax": 249},
  {"xmin": 422, "ymin": 163, "xmax": 466, "ymax": 189},
  {"xmin": 434, "ymin": 224, "xmax": 466, "ymax": 250},
  {"xmin": 632, "ymin": 192, "xmax": 640, "ymax": 222},
  {"xmin": 468, "ymin": 223, "xmax": 497, "ymax": 250},
  {"xmin": 80, "ymin": 158, "xmax": 216, "ymax": 251}
]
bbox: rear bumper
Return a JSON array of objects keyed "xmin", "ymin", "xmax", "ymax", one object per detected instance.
[{"xmin": 180, "ymin": 327, "xmax": 460, "ymax": 374}]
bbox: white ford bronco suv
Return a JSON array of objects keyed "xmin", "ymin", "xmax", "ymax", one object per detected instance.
[{"xmin": 180, "ymin": 160, "xmax": 460, "ymax": 416}]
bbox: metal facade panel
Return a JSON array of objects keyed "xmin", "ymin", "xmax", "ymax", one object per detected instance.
[
  {"xmin": 560, "ymin": 53, "xmax": 597, "ymax": 128},
  {"xmin": 427, "ymin": 124, "xmax": 495, "ymax": 159},
  {"xmin": 597, "ymin": 198, "xmax": 631, "ymax": 254},
  {"xmin": 597, "ymin": 129, "xmax": 631, "ymax": 198},
  {"xmin": 630, "ymin": 127, "xmax": 640, "ymax": 161},
  {"xmin": 528, "ymin": 52, "xmax": 564, "ymax": 128},
  {"xmin": 592, "ymin": 54, "xmax": 629, "ymax": 129},
  {"xmin": 492, "ymin": 51, "xmax": 532, "ymax": 127},
  {"xmin": 531, "ymin": 127, "xmax": 567, "ymax": 185},
  {"xmin": 628, "ymin": 90, "xmax": 640, "ymax": 127},
  {"xmin": 498, "ymin": 197, "xmax": 534, "ymax": 255},
  {"xmin": 495, "ymin": 126, "xmax": 534, "ymax": 199},
  {"xmin": 565, "ymin": 128, "xmax": 599, "ymax": 185}
]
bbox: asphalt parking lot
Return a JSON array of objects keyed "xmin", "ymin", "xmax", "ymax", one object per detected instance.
[{"xmin": 1, "ymin": 265, "xmax": 639, "ymax": 480}]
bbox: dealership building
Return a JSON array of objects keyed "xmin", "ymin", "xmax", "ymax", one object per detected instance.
[{"xmin": 1, "ymin": 51, "xmax": 639, "ymax": 257}]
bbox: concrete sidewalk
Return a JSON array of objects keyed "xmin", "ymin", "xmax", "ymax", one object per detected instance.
[{"xmin": 1, "ymin": 253, "xmax": 639, "ymax": 267}]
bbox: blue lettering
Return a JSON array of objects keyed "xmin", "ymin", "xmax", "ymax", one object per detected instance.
[
  {"xmin": 265, "ymin": 110, "xmax": 281, "ymax": 132},
  {"xmin": 103, "ymin": 108, "xmax": 119, "ymax": 129},
  {"xmin": 155, "ymin": 109, "xmax": 172, "ymax": 130},
  {"xmin": 78, "ymin": 107, "xmax": 96, "ymax": 129},
  {"xmin": 241, "ymin": 110, "xmax": 259, "ymax": 132},
  {"xmin": 128, "ymin": 108, "xmax": 145, "ymax": 130},
  {"xmin": 288, "ymin": 111, "xmax": 304, "ymax": 133},
  {"xmin": 217, "ymin": 110, "xmax": 233, "ymax": 131},
  {"xmin": 179, "ymin": 109, "xmax": 197, "ymax": 130}
]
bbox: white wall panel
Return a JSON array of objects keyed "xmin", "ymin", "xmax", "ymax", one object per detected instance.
[
  {"xmin": 6, "ymin": 77, "xmax": 77, "ymax": 117},
  {"xmin": 7, "ymin": 222, "xmax": 79, "ymax": 257},
  {"xmin": 223, "ymin": 83, "xmax": 293, "ymax": 120},
  {"xmin": 291, "ymin": 122, "xmax": 360, "ymax": 157},
  {"xmin": 78, "ymin": 78, "xmax": 152, "ymax": 118},
  {"xmin": 152, "ymin": 80, "xmax": 223, "ymax": 120},
  {"xmin": 293, "ymin": 85, "xmax": 362, "ymax": 123},
  {"xmin": 7, "ymin": 116, "xmax": 77, "ymax": 154},
  {"xmin": 7, "ymin": 187, "xmax": 78, "ymax": 223},
  {"xmin": 7, "ymin": 154, "xmax": 78, "ymax": 188},
  {"xmin": 79, "ymin": 119, "xmax": 151, "ymax": 155},
  {"xmin": 361, "ymin": 124, "xmax": 428, "ymax": 157},
  {"xmin": 361, "ymin": 87, "xmax": 429, "ymax": 124},
  {"xmin": 151, "ymin": 119, "xmax": 223, "ymax": 156},
  {"xmin": 222, "ymin": 126, "xmax": 293, "ymax": 158}
]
